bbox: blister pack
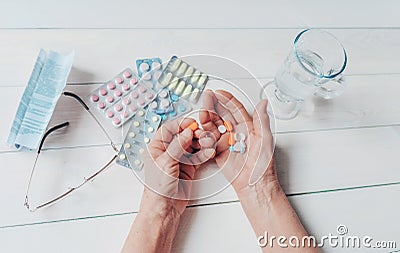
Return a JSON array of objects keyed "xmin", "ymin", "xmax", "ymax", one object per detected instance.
[
  {"xmin": 88, "ymin": 68, "xmax": 157, "ymax": 127},
  {"xmin": 157, "ymin": 56, "xmax": 209, "ymax": 103},
  {"xmin": 160, "ymin": 97, "xmax": 192, "ymax": 122},
  {"xmin": 136, "ymin": 58, "xmax": 163, "ymax": 90},
  {"xmin": 148, "ymin": 88, "xmax": 173, "ymax": 114},
  {"xmin": 116, "ymin": 110, "xmax": 162, "ymax": 170}
]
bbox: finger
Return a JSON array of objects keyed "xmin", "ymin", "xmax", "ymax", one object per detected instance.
[
  {"xmin": 187, "ymin": 148, "xmax": 216, "ymax": 166},
  {"xmin": 252, "ymin": 100, "xmax": 272, "ymax": 136},
  {"xmin": 214, "ymin": 90, "xmax": 252, "ymax": 125},
  {"xmin": 200, "ymin": 90, "xmax": 224, "ymax": 135},
  {"xmin": 166, "ymin": 128, "xmax": 194, "ymax": 160}
]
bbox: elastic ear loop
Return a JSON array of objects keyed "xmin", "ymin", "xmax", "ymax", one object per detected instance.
[{"xmin": 24, "ymin": 92, "xmax": 119, "ymax": 211}]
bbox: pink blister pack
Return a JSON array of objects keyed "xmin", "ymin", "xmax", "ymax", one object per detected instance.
[{"xmin": 88, "ymin": 68, "xmax": 156, "ymax": 127}]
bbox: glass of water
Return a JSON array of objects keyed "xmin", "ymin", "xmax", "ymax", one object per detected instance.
[{"xmin": 262, "ymin": 29, "xmax": 347, "ymax": 120}]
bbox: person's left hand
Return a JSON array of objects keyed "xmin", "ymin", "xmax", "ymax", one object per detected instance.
[{"xmin": 139, "ymin": 117, "xmax": 216, "ymax": 218}]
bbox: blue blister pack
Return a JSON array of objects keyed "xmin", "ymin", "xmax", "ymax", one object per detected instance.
[
  {"xmin": 136, "ymin": 58, "xmax": 163, "ymax": 90},
  {"xmin": 116, "ymin": 110, "xmax": 162, "ymax": 170},
  {"xmin": 160, "ymin": 97, "xmax": 192, "ymax": 122}
]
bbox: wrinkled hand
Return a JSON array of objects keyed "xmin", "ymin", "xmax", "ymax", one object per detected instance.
[
  {"xmin": 139, "ymin": 117, "xmax": 216, "ymax": 217},
  {"xmin": 200, "ymin": 90, "xmax": 277, "ymax": 196}
]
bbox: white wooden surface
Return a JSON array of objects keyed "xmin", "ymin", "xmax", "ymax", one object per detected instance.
[{"xmin": 1, "ymin": 1, "xmax": 400, "ymax": 252}]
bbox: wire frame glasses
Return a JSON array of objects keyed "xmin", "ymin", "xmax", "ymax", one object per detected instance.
[{"xmin": 24, "ymin": 91, "xmax": 118, "ymax": 212}]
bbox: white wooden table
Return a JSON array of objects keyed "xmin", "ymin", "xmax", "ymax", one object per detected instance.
[{"xmin": 0, "ymin": 1, "xmax": 399, "ymax": 252}]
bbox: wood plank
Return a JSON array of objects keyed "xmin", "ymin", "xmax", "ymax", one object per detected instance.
[
  {"xmin": 0, "ymin": 184, "xmax": 398, "ymax": 252},
  {"xmin": 0, "ymin": 125, "xmax": 399, "ymax": 228},
  {"xmin": 1, "ymin": 74, "xmax": 400, "ymax": 152},
  {"xmin": 0, "ymin": 29, "xmax": 400, "ymax": 86},
  {"xmin": 0, "ymin": 0, "xmax": 399, "ymax": 29}
]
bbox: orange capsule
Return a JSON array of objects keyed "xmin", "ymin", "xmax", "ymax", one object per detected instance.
[
  {"xmin": 228, "ymin": 133, "xmax": 235, "ymax": 146},
  {"xmin": 188, "ymin": 121, "xmax": 199, "ymax": 131},
  {"xmin": 224, "ymin": 120, "xmax": 233, "ymax": 132}
]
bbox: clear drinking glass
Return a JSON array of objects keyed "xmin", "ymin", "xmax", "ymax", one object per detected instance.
[{"xmin": 262, "ymin": 29, "xmax": 347, "ymax": 120}]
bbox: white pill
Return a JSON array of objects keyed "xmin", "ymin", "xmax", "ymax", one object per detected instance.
[
  {"xmin": 168, "ymin": 77, "xmax": 179, "ymax": 91},
  {"xmin": 182, "ymin": 85, "xmax": 193, "ymax": 98},
  {"xmin": 119, "ymin": 154, "xmax": 126, "ymax": 160},
  {"xmin": 174, "ymin": 80, "xmax": 186, "ymax": 95},
  {"xmin": 139, "ymin": 148, "xmax": 145, "ymax": 154},
  {"xmin": 144, "ymin": 137, "xmax": 150, "ymax": 143},
  {"xmin": 137, "ymin": 110, "xmax": 145, "ymax": 116},
  {"xmin": 184, "ymin": 66, "xmax": 194, "ymax": 79},
  {"xmin": 142, "ymin": 73, "xmax": 152, "ymax": 81},
  {"xmin": 176, "ymin": 62, "xmax": 187, "ymax": 76},
  {"xmin": 160, "ymin": 99, "xmax": 170, "ymax": 108},
  {"xmin": 152, "ymin": 116, "xmax": 159, "ymax": 122},
  {"xmin": 134, "ymin": 159, "xmax": 141, "ymax": 165},
  {"xmin": 197, "ymin": 73, "xmax": 208, "ymax": 87},
  {"xmin": 133, "ymin": 121, "xmax": 140, "ymax": 127},
  {"xmin": 152, "ymin": 61, "xmax": 161, "ymax": 70},
  {"xmin": 159, "ymin": 90, "xmax": 168, "ymax": 98},
  {"xmin": 170, "ymin": 58, "xmax": 181, "ymax": 71},
  {"xmin": 124, "ymin": 143, "xmax": 131, "ymax": 149},
  {"xmin": 159, "ymin": 72, "xmax": 173, "ymax": 87},
  {"xmin": 140, "ymin": 62, "xmax": 150, "ymax": 72},
  {"xmin": 189, "ymin": 88, "xmax": 200, "ymax": 102},
  {"xmin": 148, "ymin": 127, "xmax": 154, "ymax": 133},
  {"xmin": 149, "ymin": 101, "xmax": 158, "ymax": 110},
  {"xmin": 128, "ymin": 132, "xmax": 136, "ymax": 138},
  {"xmin": 218, "ymin": 125, "xmax": 227, "ymax": 134},
  {"xmin": 191, "ymin": 70, "xmax": 201, "ymax": 83}
]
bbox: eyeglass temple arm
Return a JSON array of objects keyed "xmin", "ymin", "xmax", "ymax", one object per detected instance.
[
  {"xmin": 37, "ymin": 122, "xmax": 70, "ymax": 154},
  {"xmin": 62, "ymin": 91, "xmax": 118, "ymax": 152}
]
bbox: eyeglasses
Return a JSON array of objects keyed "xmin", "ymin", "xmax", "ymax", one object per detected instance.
[{"xmin": 24, "ymin": 91, "xmax": 119, "ymax": 212}]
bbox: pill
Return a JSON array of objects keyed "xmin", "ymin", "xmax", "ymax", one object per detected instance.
[
  {"xmin": 128, "ymin": 132, "xmax": 136, "ymax": 138},
  {"xmin": 229, "ymin": 146, "xmax": 235, "ymax": 152},
  {"xmin": 138, "ymin": 86, "xmax": 147, "ymax": 93},
  {"xmin": 224, "ymin": 120, "xmax": 233, "ymax": 132},
  {"xmin": 145, "ymin": 92, "xmax": 154, "ymax": 100},
  {"xmin": 134, "ymin": 159, "xmax": 141, "ymax": 165},
  {"xmin": 174, "ymin": 80, "xmax": 186, "ymax": 95},
  {"xmin": 142, "ymin": 73, "xmax": 152, "ymax": 81},
  {"xmin": 131, "ymin": 91, "xmax": 139, "ymax": 99},
  {"xmin": 177, "ymin": 104, "xmax": 186, "ymax": 112},
  {"xmin": 107, "ymin": 82, "xmax": 116, "ymax": 90},
  {"xmin": 133, "ymin": 121, "xmax": 140, "ymax": 127},
  {"xmin": 91, "ymin": 94, "xmax": 99, "ymax": 102},
  {"xmin": 218, "ymin": 125, "xmax": 227, "ymax": 134},
  {"xmin": 115, "ymin": 77, "xmax": 124, "ymax": 84},
  {"xmin": 152, "ymin": 61, "xmax": 161, "ymax": 70},
  {"xmin": 115, "ymin": 90, "xmax": 122, "ymax": 97},
  {"xmin": 160, "ymin": 99, "xmax": 170, "ymax": 108},
  {"xmin": 153, "ymin": 71, "xmax": 161, "ymax": 81},
  {"xmin": 182, "ymin": 85, "xmax": 193, "ymax": 98},
  {"xmin": 122, "ymin": 112, "xmax": 130, "ymax": 119},
  {"xmin": 137, "ymin": 110, "xmax": 145, "ymax": 116},
  {"xmin": 184, "ymin": 66, "xmax": 194, "ymax": 79},
  {"xmin": 191, "ymin": 70, "xmax": 201, "ymax": 83},
  {"xmin": 144, "ymin": 137, "xmax": 150, "ymax": 143},
  {"xmin": 106, "ymin": 110, "xmax": 114, "ymax": 118},
  {"xmin": 158, "ymin": 90, "xmax": 168, "ymax": 98},
  {"xmin": 106, "ymin": 96, "xmax": 114, "ymax": 103},
  {"xmin": 122, "ymin": 98, "xmax": 131, "ymax": 105},
  {"xmin": 152, "ymin": 116, "xmax": 159, "ymax": 122},
  {"xmin": 228, "ymin": 133, "xmax": 235, "ymax": 145},
  {"xmin": 139, "ymin": 148, "xmax": 145, "ymax": 154},
  {"xmin": 124, "ymin": 143, "xmax": 131, "ymax": 149},
  {"xmin": 170, "ymin": 58, "xmax": 181, "ymax": 71},
  {"xmin": 187, "ymin": 122, "xmax": 199, "ymax": 131},
  {"xmin": 197, "ymin": 73, "xmax": 208, "ymax": 87},
  {"xmin": 169, "ymin": 110, "xmax": 177, "ymax": 117},
  {"xmin": 123, "ymin": 71, "xmax": 132, "ymax": 78},
  {"xmin": 130, "ymin": 78, "xmax": 138, "ymax": 85},
  {"xmin": 159, "ymin": 72, "xmax": 173, "ymax": 87},
  {"xmin": 113, "ymin": 117, "xmax": 121, "ymax": 125},
  {"xmin": 99, "ymin": 88, "xmax": 108, "ymax": 96},
  {"xmin": 122, "ymin": 84, "xmax": 130, "ymax": 91},
  {"xmin": 119, "ymin": 154, "xmax": 126, "ymax": 160},
  {"xmin": 177, "ymin": 63, "xmax": 187, "ymax": 76},
  {"xmin": 140, "ymin": 62, "xmax": 150, "ymax": 72},
  {"xmin": 149, "ymin": 101, "xmax": 158, "ymax": 110},
  {"xmin": 148, "ymin": 127, "xmax": 154, "ymax": 133},
  {"xmin": 114, "ymin": 104, "xmax": 122, "ymax": 112},
  {"xmin": 168, "ymin": 77, "xmax": 179, "ymax": 91},
  {"xmin": 189, "ymin": 88, "xmax": 199, "ymax": 102},
  {"xmin": 171, "ymin": 94, "xmax": 179, "ymax": 102},
  {"xmin": 98, "ymin": 102, "xmax": 106, "ymax": 109},
  {"xmin": 137, "ymin": 98, "xmax": 146, "ymax": 106},
  {"xmin": 130, "ymin": 105, "xmax": 138, "ymax": 112}
]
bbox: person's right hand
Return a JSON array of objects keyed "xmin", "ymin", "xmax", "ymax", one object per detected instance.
[{"xmin": 199, "ymin": 90, "xmax": 277, "ymax": 198}]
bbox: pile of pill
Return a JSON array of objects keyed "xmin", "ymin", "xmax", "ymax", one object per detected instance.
[
  {"xmin": 116, "ymin": 110, "xmax": 162, "ymax": 170},
  {"xmin": 218, "ymin": 120, "xmax": 246, "ymax": 154},
  {"xmin": 136, "ymin": 58, "xmax": 163, "ymax": 90},
  {"xmin": 157, "ymin": 56, "xmax": 209, "ymax": 103},
  {"xmin": 88, "ymin": 68, "xmax": 156, "ymax": 127}
]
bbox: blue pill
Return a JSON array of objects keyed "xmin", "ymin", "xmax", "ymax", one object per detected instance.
[
  {"xmin": 178, "ymin": 104, "xmax": 186, "ymax": 112},
  {"xmin": 171, "ymin": 94, "xmax": 179, "ymax": 102}
]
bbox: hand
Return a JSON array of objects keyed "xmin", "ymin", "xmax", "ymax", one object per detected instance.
[
  {"xmin": 200, "ymin": 90, "xmax": 277, "ymax": 198},
  {"xmin": 140, "ymin": 117, "xmax": 216, "ymax": 218}
]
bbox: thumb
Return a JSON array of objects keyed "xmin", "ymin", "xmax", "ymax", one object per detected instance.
[{"xmin": 167, "ymin": 128, "xmax": 193, "ymax": 160}]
